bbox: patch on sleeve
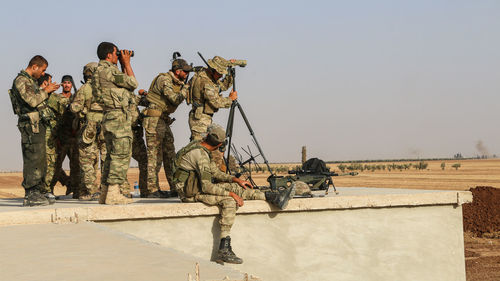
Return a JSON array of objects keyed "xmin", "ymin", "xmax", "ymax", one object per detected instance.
[
  {"xmin": 201, "ymin": 167, "xmax": 212, "ymax": 181},
  {"xmin": 114, "ymin": 74, "xmax": 125, "ymax": 84}
]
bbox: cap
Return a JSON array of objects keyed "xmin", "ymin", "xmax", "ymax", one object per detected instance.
[
  {"xmin": 61, "ymin": 75, "xmax": 73, "ymax": 83},
  {"xmin": 83, "ymin": 62, "xmax": 98, "ymax": 76},
  {"xmin": 172, "ymin": 59, "xmax": 193, "ymax": 72},
  {"xmin": 205, "ymin": 123, "xmax": 226, "ymax": 145},
  {"xmin": 207, "ymin": 56, "xmax": 228, "ymax": 75}
]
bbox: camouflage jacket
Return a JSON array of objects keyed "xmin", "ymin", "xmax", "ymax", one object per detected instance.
[
  {"xmin": 146, "ymin": 71, "xmax": 187, "ymax": 115},
  {"xmin": 91, "ymin": 60, "xmax": 138, "ymax": 112},
  {"xmin": 46, "ymin": 93, "xmax": 70, "ymax": 129},
  {"xmin": 11, "ymin": 70, "xmax": 49, "ymax": 116},
  {"xmin": 188, "ymin": 69, "xmax": 233, "ymax": 115},
  {"xmin": 57, "ymin": 93, "xmax": 77, "ymax": 141},
  {"xmin": 176, "ymin": 141, "xmax": 234, "ymax": 197}
]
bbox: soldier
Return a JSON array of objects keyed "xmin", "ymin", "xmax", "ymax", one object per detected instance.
[
  {"xmin": 92, "ymin": 42, "xmax": 138, "ymax": 205},
  {"xmin": 51, "ymin": 75, "xmax": 80, "ymax": 198},
  {"xmin": 9, "ymin": 55, "xmax": 59, "ymax": 206},
  {"xmin": 38, "ymin": 73, "xmax": 68, "ymax": 203},
  {"xmin": 129, "ymin": 91, "xmax": 148, "ymax": 197},
  {"xmin": 71, "ymin": 62, "xmax": 106, "ymax": 200},
  {"xmin": 142, "ymin": 57, "xmax": 193, "ymax": 198},
  {"xmin": 173, "ymin": 124, "xmax": 295, "ymax": 264},
  {"xmin": 187, "ymin": 56, "xmax": 236, "ymax": 141}
]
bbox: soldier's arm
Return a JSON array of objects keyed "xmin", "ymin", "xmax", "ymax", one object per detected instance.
[
  {"xmin": 210, "ymin": 162, "xmax": 233, "ymax": 182},
  {"xmin": 191, "ymin": 150, "xmax": 231, "ymax": 196},
  {"xmin": 160, "ymin": 76, "xmax": 184, "ymax": 106},
  {"xmin": 106, "ymin": 67, "xmax": 138, "ymax": 91},
  {"xmin": 218, "ymin": 74, "xmax": 233, "ymax": 92},
  {"xmin": 15, "ymin": 76, "xmax": 48, "ymax": 108},
  {"xmin": 203, "ymin": 83, "xmax": 232, "ymax": 109},
  {"xmin": 70, "ymin": 84, "xmax": 87, "ymax": 114}
]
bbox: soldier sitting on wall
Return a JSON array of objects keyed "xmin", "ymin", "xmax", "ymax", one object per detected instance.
[{"xmin": 173, "ymin": 124, "xmax": 296, "ymax": 264}]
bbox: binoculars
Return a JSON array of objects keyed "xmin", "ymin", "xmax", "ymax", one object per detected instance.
[{"xmin": 116, "ymin": 50, "xmax": 135, "ymax": 57}]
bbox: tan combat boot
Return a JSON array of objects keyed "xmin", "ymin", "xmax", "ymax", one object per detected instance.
[
  {"xmin": 98, "ymin": 185, "xmax": 108, "ymax": 204},
  {"xmin": 105, "ymin": 184, "xmax": 133, "ymax": 205}
]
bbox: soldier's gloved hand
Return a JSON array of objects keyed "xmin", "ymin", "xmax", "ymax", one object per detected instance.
[
  {"xmin": 229, "ymin": 192, "xmax": 244, "ymax": 207},
  {"xmin": 232, "ymin": 177, "xmax": 253, "ymax": 190},
  {"xmin": 229, "ymin": 90, "xmax": 238, "ymax": 101}
]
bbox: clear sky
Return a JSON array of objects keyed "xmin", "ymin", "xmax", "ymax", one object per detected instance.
[{"xmin": 1, "ymin": 0, "xmax": 499, "ymax": 171}]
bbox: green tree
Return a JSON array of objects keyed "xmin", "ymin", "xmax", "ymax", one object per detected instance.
[
  {"xmin": 441, "ymin": 162, "xmax": 445, "ymax": 170},
  {"xmin": 452, "ymin": 163, "xmax": 461, "ymax": 170}
]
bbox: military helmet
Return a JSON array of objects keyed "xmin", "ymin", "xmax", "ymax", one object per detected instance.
[
  {"xmin": 293, "ymin": 181, "xmax": 312, "ymax": 197},
  {"xmin": 207, "ymin": 56, "xmax": 228, "ymax": 75},
  {"xmin": 83, "ymin": 62, "xmax": 98, "ymax": 77},
  {"xmin": 205, "ymin": 123, "xmax": 226, "ymax": 145},
  {"xmin": 172, "ymin": 59, "xmax": 193, "ymax": 72}
]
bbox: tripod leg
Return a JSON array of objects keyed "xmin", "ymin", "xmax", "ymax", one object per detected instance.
[
  {"xmin": 224, "ymin": 102, "xmax": 237, "ymax": 173},
  {"xmin": 235, "ymin": 102, "xmax": 273, "ymax": 174}
]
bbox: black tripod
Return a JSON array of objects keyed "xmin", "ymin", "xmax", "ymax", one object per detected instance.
[{"xmin": 224, "ymin": 68, "xmax": 273, "ymax": 181}]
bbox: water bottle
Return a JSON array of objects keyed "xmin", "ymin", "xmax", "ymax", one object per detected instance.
[{"xmin": 133, "ymin": 181, "xmax": 140, "ymax": 198}]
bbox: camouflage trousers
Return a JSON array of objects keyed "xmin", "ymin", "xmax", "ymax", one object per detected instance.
[
  {"xmin": 43, "ymin": 124, "xmax": 58, "ymax": 193},
  {"xmin": 78, "ymin": 129, "xmax": 106, "ymax": 195},
  {"xmin": 18, "ymin": 120, "xmax": 46, "ymax": 192},
  {"xmin": 102, "ymin": 110, "xmax": 132, "ymax": 188},
  {"xmin": 128, "ymin": 125, "xmax": 148, "ymax": 195},
  {"xmin": 143, "ymin": 116, "xmax": 175, "ymax": 195},
  {"xmin": 188, "ymin": 110, "xmax": 212, "ymax": 141},
  {"xmin": 180, "ymin": 183, "xmax": 266, "ymax": 239},
  {"xmin": 52, "ymin": 138, "xmax": 80, "ymax": 195}
]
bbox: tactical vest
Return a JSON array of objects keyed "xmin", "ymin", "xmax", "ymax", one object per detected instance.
[
  {"xmin": 173, "ymin": 141, "xmax": 211, "ymax": 198},
  {"xmin": 189, "ymin": 70, "xmax": 219, "ymax": 115},
  {"xmin": 9, "ymin": 72, "xmax": 39, "ymax": 115},
  {"xmin": 146, "ymin": 73, "xmax": 183, "ymax": 115}
]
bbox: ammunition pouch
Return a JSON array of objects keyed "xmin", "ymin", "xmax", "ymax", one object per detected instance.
[
  {"xmin": 144, "ymin": 108, "xmax": 162, "ymax": 117},
  {"xmin": 194, "ymin": 106, "xmax": 203, "ymax": 120},
  {"xmin": 173, "ymin": 168, "xmax": 200, "ymax": 198},
  {"xmin": 26, "ymin": 111, "xmax": 40, "ymax": 134},
  {"xmin": 81, "ymin": 120, "xmax": 98, "ymax": 144}
]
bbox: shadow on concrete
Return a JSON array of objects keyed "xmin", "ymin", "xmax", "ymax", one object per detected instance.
[{"xmin": 210, "ymin": 214, "xmax": 221, "ymax": 262}]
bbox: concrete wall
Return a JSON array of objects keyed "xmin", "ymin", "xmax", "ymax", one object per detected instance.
[{"xmin": 101, "ymin": 204, "xmax": 466, "ymax": 281}]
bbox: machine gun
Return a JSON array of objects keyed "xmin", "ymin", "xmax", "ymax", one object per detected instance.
[{"xmin": 267, "ymin": 158, "xmax": 357, "ymax": 196}]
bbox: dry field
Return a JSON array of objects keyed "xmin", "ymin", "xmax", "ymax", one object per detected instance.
[{"xmin": 263, "ymin": 158, "xmax": 500, "ymax": 191}]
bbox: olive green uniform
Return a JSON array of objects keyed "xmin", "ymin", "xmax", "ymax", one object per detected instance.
[
  {"xmin": 44, "ymin": 93, "xmax": 71, "ymax": 193},
  {"xmin": 9, "ymin": 71, "xmax": 50, "ymax": 193},
  {"xmin": 187, "ymin": 69, "xmax": 233, "ymax": 141},
  {"xmin": 174, "ymin": 141, "xmax": 266, "ymax": 239},
  {"xmin": 71, "ymin": 81, "xmax": 106, "ymax": 196},
  {"xmin": 92, "ymin": 60, "xmax": 138, "ymax": 189},
  {"xmin": 143, "ymin": 71, "xmax": 187, "ymax": 195}
]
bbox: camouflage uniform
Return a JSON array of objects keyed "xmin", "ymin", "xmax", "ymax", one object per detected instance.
[
  {"xmin": 71, "ymin": 78, "xmax": 106, "ymax": 197},
  {"xmin": 9, "ymin": 71, "xmax": 49, "ymax": 198},
  {"xmin": 126, "ymin": 94, "xmax": 148, "ymax": 196},
  {"xmin": 174, "ymin": 140, "xmax": 266, "ymax": 239},
  {"xmin": 92, "ymin": 60, "xmax": 138, "ymax": 195},
  {"xmin": 44, "ymin": 93, "xmax": 71, "ymax": 193},
  {"xmin": 52, "ymin": 94, "xmax": 80, "ymax": 196},
  {"xmin": 187, "ymin": 66, "xmax": 233, "ymax": 141},
  {"xmin": 143, "ymin": 71, "xmax": 188, "ymax": 195}
]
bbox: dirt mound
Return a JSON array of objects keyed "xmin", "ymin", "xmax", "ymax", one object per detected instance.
[{"xmin": 463, "ymin": 186, "xmax": 500, "ymax": 237}]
